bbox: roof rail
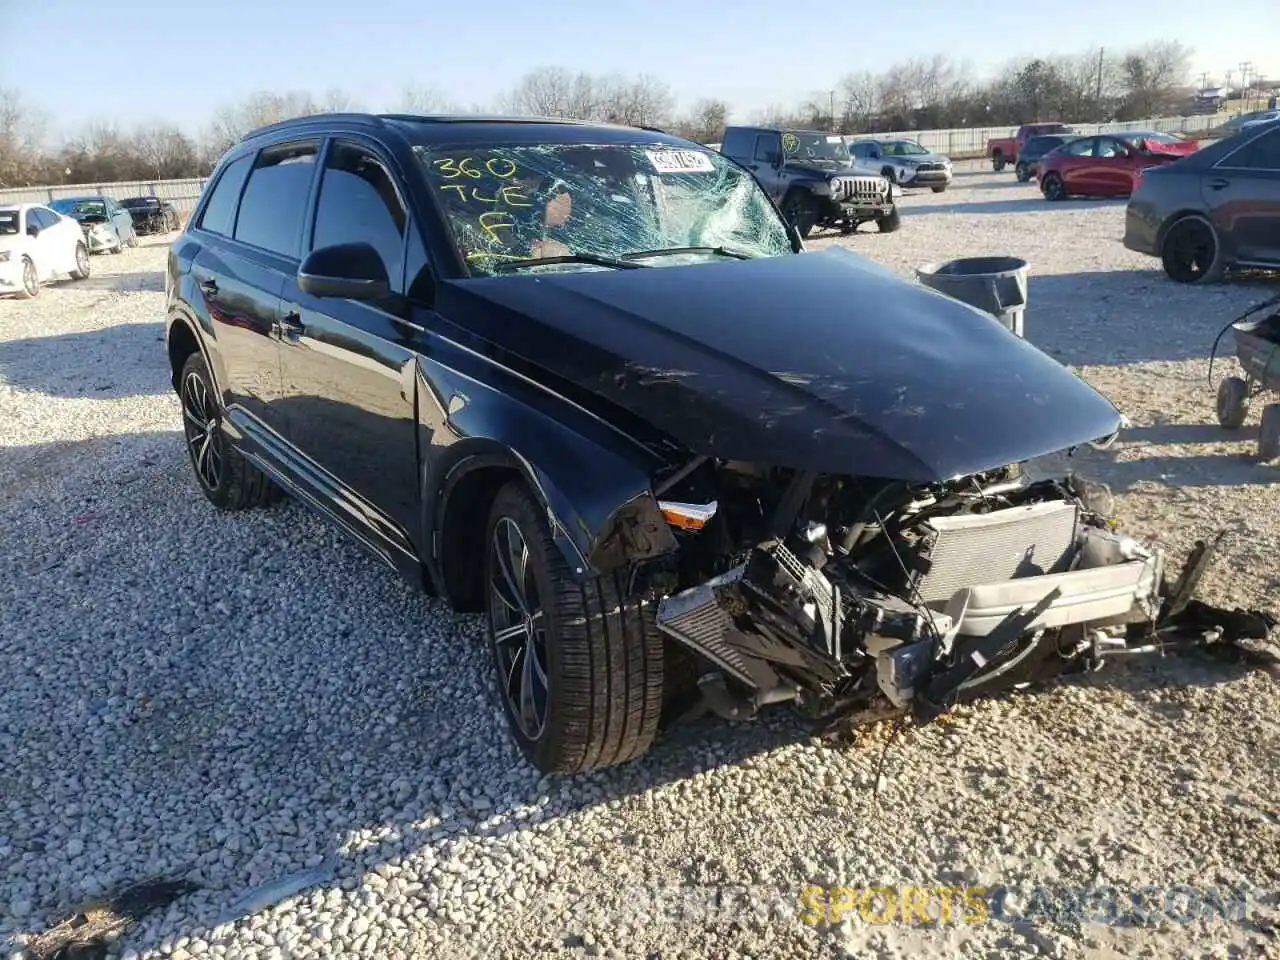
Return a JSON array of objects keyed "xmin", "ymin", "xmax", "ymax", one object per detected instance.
[
  {"xmin": 238, "ymin": 112, "xmax": 385, "ymax": 143},
  {"xmin": 378, "ymin": 113, "xmax": 592, "ymax": 126}
]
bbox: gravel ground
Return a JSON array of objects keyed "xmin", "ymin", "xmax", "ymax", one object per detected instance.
[{"xmin": 2, "ymin": 177, "xmax": 1279, "ymax": 960}]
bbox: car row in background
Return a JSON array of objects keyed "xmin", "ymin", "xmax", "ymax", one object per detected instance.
[
  {"xmin": 50, "ymin": 195, "xmax": 139, "ymax": 253},
  {"xmin": 1125, "ymin": 117, "xmax": 1280, "ymax": 283},
  {"xmin": 1036, "ymin": 132, "xmax": 1203, "ymax": 200},
  {"xmin": 0, "ymin": 202, "xmax": 92, "ymax": 298}
]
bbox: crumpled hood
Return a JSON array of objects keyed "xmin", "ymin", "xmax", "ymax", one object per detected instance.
[{"xmin": 442, "ymin": 247, "xmax": 1122, "ymax": 482}]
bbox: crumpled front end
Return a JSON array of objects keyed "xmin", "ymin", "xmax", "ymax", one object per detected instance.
[
  {"xmin": 76, "ymin": 216, "xmax": 121, "ymax": 252},
  {"xmin": 645, "ymin": 462, "xmax": 1277, "ymax": 728}
]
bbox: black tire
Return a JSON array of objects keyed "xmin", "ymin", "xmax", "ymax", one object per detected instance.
[
  {"xmin": 1042, "ymin": 173, "xmax": 1065, "ymax": 201},
  {"xmin": 876, "ymin": 206, "xmax": 901, "ymax": 233},
  {"xmin": 16, "ymin": 256, "xmax": 39, "ymax": 299},
  {"xmin": 1259, "ymin": 404, "xmax": 1280, "ymax": 462},
  {"xmin": 110, "ymin": 230, "xmax": 123, "ymax": 254},
  {"xmin": 126, "ymin": 227, "xmax": 138, "ymax": 248},
  {"xmin": 1216, "ymin": 376, "xmax": 1250, "ymax": 429},
  {"xmin": 780, "ymin": 190, "xmax": 819, "ymax": 239},
  {"xmin": 931, "ymin": 184, "xmax": 948, "ymax": 193},
  {"xmin": 69, "ymin": 243, "xmax": 91, "ymax": 281},
  {"xmin": 1161, "ymin": 216, "xmax": 1225, "ymax": 284},
  {"xmin": 992, "ymin": 153, "xmax": 1006, "ymax": 172},
  {"xmin": 880, "ymin": 166, "xmax": 898, "ymax": 184},
  {"xmin": 839, "ymin": 220, "xmax": 857, "ymax": 235},
  {"xmin": 1015, "ymin": 162, "xmax": 1031, "ymax": 183},
  {"xmin": 179, "ymin": 352, "xmax": 281, "ymax": 511},
  {"xmin": 483, "ymin": 481, "xmax": 665, "ymax": 775}
]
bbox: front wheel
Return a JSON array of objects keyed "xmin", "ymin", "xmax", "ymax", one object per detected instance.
[
  {"xmin": 1216, "ymin": 377, "xmax": 1250, "ymax": 429},
  {"xmin": 484, "ymin": 481, "xmax": 666, "ymax": 774},
  {"xmin": 1161, "ymin": 216, "xmax": 1225, "ymax": 284},
  {"xmin": 931, "ymin": 184, "xmax": 948, "ymax": 193},
  {"xmin": 781, "ymin": 190, "xmax": 819, "ymax": 239},
  {"xmin": 876, "ymin": 206, "xmax": 901, "ymax": 233},
  {"xmin": 70, "ymin": 242, "xmax": 91, "ymax": 281},
  {"xmin": 16, "ymin": 256, "xmax": 39, "ymax": 299},
  {"xmin": 1015, "ymin": 162, "xmax": 1031, "ymax": 183},
  {"xmin": 1041, "ymin": 173, "xmax": 1065, "ymax": 201}
]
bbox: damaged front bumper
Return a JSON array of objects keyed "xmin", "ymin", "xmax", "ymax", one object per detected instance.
[{"xmin": 655, "ymin": 496, "xmax": 1278, "ymax": 729}]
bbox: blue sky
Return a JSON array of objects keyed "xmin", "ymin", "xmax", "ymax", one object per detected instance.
[{"xmin": 2, "ymin": 0, "xmax": 1275, "ymax": 138}]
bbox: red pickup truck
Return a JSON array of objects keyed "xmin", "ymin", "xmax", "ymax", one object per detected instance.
[{"xmin": 986, "ymin": 123, "xmax": 1076, "ymax": 171}]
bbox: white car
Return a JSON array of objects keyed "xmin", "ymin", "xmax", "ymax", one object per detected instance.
[{"xmin": 0, "ymin": 203, "xmax": 92, "ymax": 299}]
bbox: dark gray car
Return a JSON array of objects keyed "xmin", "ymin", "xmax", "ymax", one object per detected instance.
[{"xmin": 1123, "ymin": 119, "xmax": 1280, "ymax": 283}]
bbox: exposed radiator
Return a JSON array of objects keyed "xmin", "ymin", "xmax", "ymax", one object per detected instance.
[{"xmin": 915, "ymin": 501, "xmax": 1079, "ymax": 606}]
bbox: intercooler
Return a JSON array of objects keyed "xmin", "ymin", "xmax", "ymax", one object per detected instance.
[{"xmin": 914, "ymin": 501, "xmax": 1080, "ymax": 606}]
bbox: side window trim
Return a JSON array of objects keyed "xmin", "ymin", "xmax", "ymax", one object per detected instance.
[{"xmin": 1215, "ymin": 128, "xmax": 1280, "ymax": 172}]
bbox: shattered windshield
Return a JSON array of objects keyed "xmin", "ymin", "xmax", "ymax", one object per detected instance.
[
  {"xmin": 781, "ymin": 131, "xmax": 850, "ymax": 165},
  {"xmin": 51, "ymin": 198, "xmax": 106, "ymax": 217},
  {"xmin": 416, "ymin": 142, "xmax": 793, "ymax": 276}
]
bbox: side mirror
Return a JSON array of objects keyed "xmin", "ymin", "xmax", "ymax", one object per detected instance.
[
  {"xmin": 768, "ymin": 151, "xmax": 784, "ymax": 168},
  {"xmin": 298, "ymin": 242, "xmax": 390, "ymax": 301},
  {"xmin": 26, "ymin": 224, "xmax": 40, "ymax": 237}
]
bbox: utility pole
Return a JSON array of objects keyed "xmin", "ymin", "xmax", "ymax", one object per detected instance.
[
  {"xmin": 1240, "ymin": 61, "xmax": 1253, "ymax": 110},
  {"xmin": 829, "ymin": 89, "xmax": 836, "ymax": 131},
  {"xmin": 1096, "ymin": 47, "xmax": 1105, "ymax": 106}
]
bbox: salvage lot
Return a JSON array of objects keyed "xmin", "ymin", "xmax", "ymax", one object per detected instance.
[{"xmin": 2, "ymin": 172, "xmax": 1279, "ymax": 960}]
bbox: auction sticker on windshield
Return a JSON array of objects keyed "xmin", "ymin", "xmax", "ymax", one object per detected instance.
[{"xmin": 645, "ymin": 149, "xmax": 715, "ymax": 174}]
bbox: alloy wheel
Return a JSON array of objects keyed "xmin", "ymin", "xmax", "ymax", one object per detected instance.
[
  {"xmin": 181, "ymin": 370, "xmax": 223, "ymax": 491},
  {"xmin": 1164, "ymin": 219, "xmax": 1216, "ymax": 283},
  {"xmin": 22, "ymin": 259, "xmax": 37, "ymax": 297},
  {"xmin": 488, "ymin": 516, "xmax": 550, "ymax": 741},
  {"xmin": 75, "ymin": 245, "xmax": 90, "ymax": 277}
]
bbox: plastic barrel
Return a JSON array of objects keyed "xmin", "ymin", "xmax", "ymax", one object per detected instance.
[{"xmin": 915, "ymin": 256, "xmax": 1030, "ymax": 337}]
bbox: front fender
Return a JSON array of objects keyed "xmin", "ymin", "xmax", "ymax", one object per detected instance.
[{"xmin": 418, "ymin": 355, "xmax": 678, "ymax": 585}]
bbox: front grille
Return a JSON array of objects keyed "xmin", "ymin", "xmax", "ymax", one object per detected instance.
[
  {"xmin": 915, "ymin": 501, "xmax": 1079, "ymax": 605},
  {"xmin": 834, "ymin": 177, "xmax": 887, "ymax": 202},
  {"xmin": 917, "ymin": 162, "xmax": 945, "ymax": 172}
]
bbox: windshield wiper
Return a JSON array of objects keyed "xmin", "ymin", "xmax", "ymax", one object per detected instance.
[
  {"xmin": 621, "ymin": 246, "xmax": 753, "ymax": 262},
  {"xmin": 491, "ymin": 253, "xmax": 642, "ymax": 273}
]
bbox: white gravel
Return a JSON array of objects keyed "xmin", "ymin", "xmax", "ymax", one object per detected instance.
[{"xmin": 2, "ymin": 177, "xmax": 1279, "ymax": 960}]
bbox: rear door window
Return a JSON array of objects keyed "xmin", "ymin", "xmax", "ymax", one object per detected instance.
[
  {"xmin": 1224, "ymin": 129, "xmax": 1280, "ymax": 171},
  {"xmin": 232, "ymin": 141, "xmax": 319, "ymax": 258},
  {"xmin": 198, "ymin": 153, "xmax": 254, "ymax": 237}
]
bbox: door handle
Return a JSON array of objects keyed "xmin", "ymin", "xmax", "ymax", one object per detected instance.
[
  {"xmin": 278, "ymin": 311, "xmax": 305, "ymax": 339},
  {"xmin": 198, "ymin": 278, "xmax": 218, "ymax": 297},
  {"xmin": 1208, "ymin": 177, "xmax": 1230, "ymax": 190}
]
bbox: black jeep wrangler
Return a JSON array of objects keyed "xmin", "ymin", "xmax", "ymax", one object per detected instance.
[{"xmin": 719, "ymin": 125, "xmax": 898, "ymax": 238}]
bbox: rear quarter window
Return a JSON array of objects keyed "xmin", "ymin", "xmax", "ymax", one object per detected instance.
[{"xmin": 198, "ymin": 153, "xmax": 254, "ymax": 237}]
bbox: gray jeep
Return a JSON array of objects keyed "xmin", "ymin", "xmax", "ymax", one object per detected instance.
[{"xmin": 719, "ymin": 126, "xmax": 898, "ymax": 238}]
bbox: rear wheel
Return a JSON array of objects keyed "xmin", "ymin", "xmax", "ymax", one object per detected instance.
[
  {"xmin": 179, "ymin": 352, "xmax": 281, "ymax": 511},
  {"xmin": 1216, "ymin": 376, "xmax": 1250, "ymax": 429},
  {"xmin": 1161, "ymin": 216, "xmax": 1225, "ymax": 284},
  {"xmin": 16, "ymin": 256, "xmax": 39, "ymax": 299},
  {"xmin": 780, "ymin": 190, "xmax": 819, "ymax": 239},
  {"xmin": 1041, "ymin": 173, "xmax": 1065, "ymax": 201},
  {"xmin": 484, "ymin": 481, "xmax": 665, "ymax": 774},
  {"xmin": 70, "ymin": 243, "xmax": 90, "ymax": 281},
  {"xmin": 992, "ymin": 152, "xmax": 1006, "ymax": 171},
  {"xmin": 931, "ymin": 184, "xmax": 948, "ymax": 193}
]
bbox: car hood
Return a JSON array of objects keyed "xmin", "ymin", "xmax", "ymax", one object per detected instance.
[{"xmin": 442, "ymin": 247, "xmax": 1122, "ymax": 483}]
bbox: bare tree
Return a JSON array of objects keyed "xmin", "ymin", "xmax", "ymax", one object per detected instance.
[
  {"xmin": 837, "ymin": 71, "xmax": 880, "ymax": 132},
  {"xmin": 673, "ymin": 98, "xmax": 729, "ymax": 143},
  {"xmin": 597, "ymin": 73, "xmax": 674, "ymax": 127},
  {"xmin": 1119, "ymin": 41, "xmax": 1193, "ymax": 118},
  {"xmin": 0, "ymin": 88, "xmax": 48, "ymax": 187},
  {"xmin": 396, "ymin": 85, "xmax": 459, "ymax": 115},
  {"xmin": 131, "ymin": 123, "xmax": 200, "ymax": 180}
]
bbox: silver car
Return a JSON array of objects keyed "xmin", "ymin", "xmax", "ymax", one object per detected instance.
[
  {"xmin": 846, "ymin": 137, "xmax": 953, "ymax": 192},
  {"xmin": 49, "ymin": 195, "xmax": 138, "ymax": 254}
]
